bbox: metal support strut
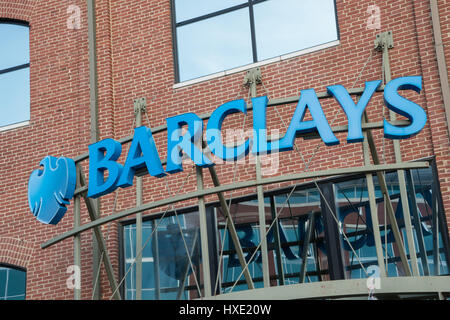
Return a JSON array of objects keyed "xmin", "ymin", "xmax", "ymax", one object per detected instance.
[
  {"xmin": 374, "ymin": 31, "xmax": 419, "ymax": 276},
  {"xmin": 79, "ymin": 167, "xmax": 122, "ymax": 300},
  {"xmin": 245, "ymin": 68, "xmax": 271, "ymax": 288},
  {"xmin": 134, "ymin": 97, "xmax": 146, "ymax": 300},
  {"xmin": 87, "ymin": 0, "xmax": 103, "ymax": 299}
]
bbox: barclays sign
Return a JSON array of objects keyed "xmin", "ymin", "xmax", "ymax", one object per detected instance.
[{"xmin": 28, "ymin": 76, "xmax": 426, "ymax": 224}]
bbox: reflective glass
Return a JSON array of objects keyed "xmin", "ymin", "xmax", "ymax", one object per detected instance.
[
  {"xmin": 335, "ymin": 168, "xmax": 450, "ymax": 280},
  {"xmin": 216, "ymin": 190, "xmax": 326, "ymax": 294},
  {"xmin": 0, "ymin": 67, "xmax": 30, "ymax": 127},
  {"xmin": 174, "ymin": 0, "xmax": 246, "ymax": 23},
  {"xmin": 405, "ymin": 168, "xmax": 449, "ymax": 276},
  {"xmin": 0, "ymin": 266, "xmax": 26, "ymax": 300},
  {"xmin": 176, "ymin": 8, "xmax": 253, "ymax": 82},
  {"xmin": 123, "ymin": 212, "xmax": 202, "ymax": 300},
  {"xmin": 335, "ymin": 174, "xmax": 406, "ymax": 279},
  {"xmin": 0, "ymin": 23, "xmax": 29, "ymax": 70},
  {"xmin": 253, "ymin": 0, "xmax": 338, "ymax": 61}
]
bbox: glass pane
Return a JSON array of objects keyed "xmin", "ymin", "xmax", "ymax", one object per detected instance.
[
  {"xmin": 0, "ymin": 67, "xmax": 30, "ymax": 127},
  {"xmin": 0, "ymin": 268, "xmax": 6, "ymax": 297},
  {"xmin": 174, "ymin": 0, "xmax": 246, "ymax": 23},
  {"xmin": 123, "ymin": 212, "xmax": 202, "ymax": 300},
  {"xmin": 0, "ymin": 23, "xmax": 29, "ymax": 70},
  {"xmin": 176, "ymin": 8, "xmax": 253, "ymax": 82},
  {"xmin": 334, "ymin": 176, "xmax": 389, "ymax": 279},
  {"xmin": 0, "ymin": 266, "xmax": 26, "ymax": 300},
  {"xmin": 406, "ymin": 167, "xmax": 449, "ymax": 276},
  {"xmin": 253, "ymin": 0, "xmax": 338, "ymax": 61},
  {"xmin": 334, "ymin": 167, "xmax": 450, "ymax": 280},
  {"xmin": 142, "ymin": 222, "xmax": 154, "ymax": 258}
]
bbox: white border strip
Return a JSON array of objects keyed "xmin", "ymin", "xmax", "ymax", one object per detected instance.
[
  {"xmin": 0, "ymin": 120, "xmax": 30, "ymax": 133},
  {"xmin": 173, "ymin": 40, "xmax": 340, "ymax": 89}
]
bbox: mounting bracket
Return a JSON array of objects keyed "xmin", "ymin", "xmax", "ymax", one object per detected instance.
[
  {"xmin": 134, "ymin": 97, "xmax": 147, "ymax": 115},
  {"xmin": 374, "ymin": 30, "xmax": 394, "ymax": 51},
  {"xmin": 243, "ymin": 67, "xmax": 262, "ymax": 87}
]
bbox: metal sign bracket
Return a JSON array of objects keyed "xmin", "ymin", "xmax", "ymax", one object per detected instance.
[{"xmin": 374, "ymin": 31, "xmax": 394, "ymax": 51}]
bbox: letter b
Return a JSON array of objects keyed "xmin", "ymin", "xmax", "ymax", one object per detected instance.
[{"xmin": 88, "ymin": 138, "xmax": 123, "ymax": 198}]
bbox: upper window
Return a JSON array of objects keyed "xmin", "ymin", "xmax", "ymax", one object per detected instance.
[
  {"xmin": 172, "ymin": 0, "xmax": 339, "ymax": 82},
  {"xmin": 0, "ymin": 265, "xmax": 26, "ymax": 300},
  {"xmin": 0, "ymin": 20, "xmax": 30, "ymax": 129}
]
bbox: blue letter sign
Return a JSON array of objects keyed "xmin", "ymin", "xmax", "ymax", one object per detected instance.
[
  {"xmin": 383, "ymin": 76, "xmax": 426, "ymax": 139},
  {"xmin": 28, "ymin": 76, "xmax": 428, "ymax": 224}
]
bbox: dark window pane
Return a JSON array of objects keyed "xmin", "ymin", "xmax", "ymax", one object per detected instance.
[
  {"xmin": 123, "ymin": 212, "xmax": 202, "ymax": 300},
  {"xmin": 142, "ymin": 261, "xmax": 155, "ymax": 289},
  {"xmin": 174, "ymin": 0, "xmax": 246, "ymax": 23},
  {"xmin": 0, "ymin": 266, "xmax": 26, "ymax": 300},
  {"xmin": 0, "ymin": 67, "xmax": 30, "ymax": 127},
  {"xmin": 176, "ymin": 8, "xmax": 253, "ymax": 82},
  {"xmin": 141, "ymin": 222, "xmax": 154, "ymax": 258},
  {"xmin": 253, "ymin": 0, "xmax": 338, "ymax": 61},
  {"xmin": 0, "ymin": 269, "xmax": 6, "ymax": 296},
  {"xmin": 6, "ymin": 268, "xmax": 26, "ymax": 297},
  {"xmin": 0, "ymin": 23, "xmax": 29, "ymax": 70}
]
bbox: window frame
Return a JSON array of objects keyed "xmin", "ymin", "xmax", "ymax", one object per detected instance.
[
  {"xmin": 170, "ymin": 0, "xmax": 340, "ymax": 84},
  {"xmin": 0, "ymin": 18, "xmax": 30, "ymax": 130}
]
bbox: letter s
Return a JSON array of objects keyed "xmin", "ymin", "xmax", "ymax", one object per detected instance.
[{"xmin": 383, "ymin": 76, "xmax": 427, "ymax": 139}]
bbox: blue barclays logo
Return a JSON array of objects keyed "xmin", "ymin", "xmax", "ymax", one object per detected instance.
[
  {"xmin": 28, "ymin": 156, "xmax": 76, "ymax": 225},
  {"xmin": 27, "ymin": 76, "xmax": 427, "ymax": 220}
]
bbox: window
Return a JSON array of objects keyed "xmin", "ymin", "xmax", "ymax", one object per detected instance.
[
  {"xmin": 122, "ymin": 212, "xmax": 205, "ymax": 300},
  {"xmin": 0, "ymin": 20, "xmax": 30, "ymax": 129},
  {"xmin": 172, "ymin": 0, "xmax": 339, "ymax": 82},
  {"xmin": 334, "ymin": 166, "xmax": 450, "ymax": 278},
  {"xmin": 0, "ymin": 265, "xmax": 26, "ymax": 300},
  {"xmin": 120, "ymin": 160, "xmax": 450, "ymax": 299}
]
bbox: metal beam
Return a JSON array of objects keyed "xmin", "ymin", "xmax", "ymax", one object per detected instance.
[
  {"xmin": 364, "ymin": 113, "xmax": 412, "ymax": 276},
  {"xmin": 429, "ymin": 0, "xmax": 450, "ymax": 134},
  {"xmin": 362, "ymin": 118, "xmax": 387, "ymax": 277},
  {"xmin": 196, "ymin": 166, "xmax": 212, "ymax": 297},
  {"xmin": 376, "ymin": 31, "xmax": 419, "ymax": 275},
  {"xmin": 79, "ymin": 168, "xmax": 122, "ymax": 300},
  {"xmin": 205, "ymin": 276, "xmax": 450, "ymax": 300},
  {"xmin": 134, "ymin": 98, "xmax": 145, "ymax": 300},
  {"xmin": 87, "ymin": 0, "xmax": 102, "ymax": 299},
  {"xmin": 207, "ymin": 166, "xmax": 255, "ymax": 289},
  {"xmin": 245, "ymin": 67, "xmax": 270, "ymax": 288},
  {"xmin": 41, "ymin": 162, "xmax": 430, "ymax": 249},
  {"xmin": 73, "ymin": 165, "xmax": 82, "ymax": 300}
]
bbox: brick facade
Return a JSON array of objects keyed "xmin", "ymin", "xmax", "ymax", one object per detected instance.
[{"xmin": 0, "ymin": 0, "xmax": 449, "ymax": 299}]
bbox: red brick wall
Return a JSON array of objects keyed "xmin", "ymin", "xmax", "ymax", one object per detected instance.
[{"xmin": 0, "ymin": 0, "xmax": 449, "ymax": 299}]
